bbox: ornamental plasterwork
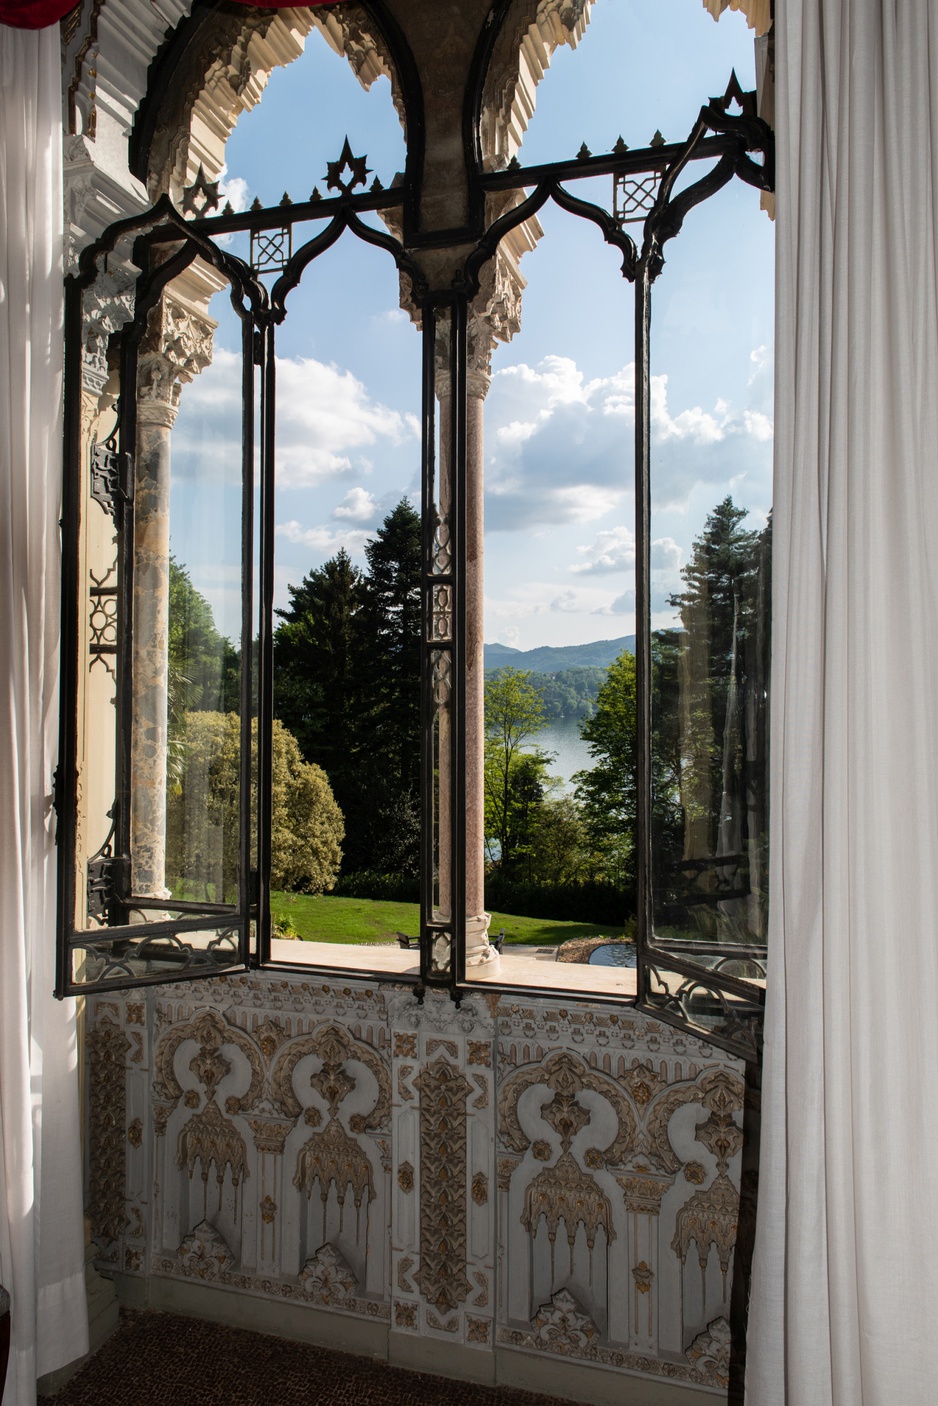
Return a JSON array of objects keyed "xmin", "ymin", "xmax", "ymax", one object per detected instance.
[
  {"xmin": 143, "ymin": 3, "xmax": 401, "ymax": 209},
  {"xmin": 617, "ymin": 1172, "xmax": 672, "ymax": 1216},
  {"xmin": 294, "ymin": 1116, "xmax": 375, "ymax": 1211},
  {"xmin": 269, "ymin": 1020, "xmax": 390, "ymax": 1128},
  {"xmin": 701, "ymin": 0, "xmax": 771, "ymax": 36},
  {"xmin": 176, "ymin": 1098, "xmax": 248, "ymax": 1190},
  {"xmin": 387, "ymin": 988, "xmax": 494, "ymax": 1041},
  {"xmin": 414, "ymin": 1055, "xmax": 472, "ymax": 1313},
  {"xmin": 87, "ymin": 981, "xmax": 745, "ymax": 1376},
  {"xmin": 672, "ymin": 1172, "xmax": 739, "ymax": 1296},
  {"xmin": 86, "ymin": 1016, "xmax": 130, "ymax": 1248},
  {"xmin": 153, "ymin": 1006, "xmax": 264, "ymax": 1112},
  {"xmin": 685, "ymin": 1315, "xmax": 733, "ymax": 1389},
  {"xmin": 177, "ymin": 1219, "xmax": 235, "ymax": 1280},
  {"xmin": 530, "ymin": 1288, "xmax": 600, "ymax": 1354},
  {"xmin": 641, "ymin": 1067, "xmax": 745, "ymax": 1175},
  {"xmin": 299, "ymin": 1243, "xmax": 358, "ymax": 1306},
  {"xmin": 137, "ymin": 294, "xmax": 216, "ymax": 428},
  {"xmin": 499, "ymin": 1048, "xmax": 637, "ymax": 1167},
  {"xmin": 523, "ymin": 1151, "xmax": 614, "ymax": 1252},
  {"xmin": 80, "ymin": 269, "xmax": 136, "ymax": 400},
  {"xmin": 480, "ymin": 0, "xmax": 594, "ymax": 171}
]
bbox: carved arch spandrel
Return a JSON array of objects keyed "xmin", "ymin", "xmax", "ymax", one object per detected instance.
[
  {"xmin": 643, "ymin": 1068, "xmax": 745, "ymax": 1175},
  {"xmin": 140, "ymin": 3, "xmax": 405, "ymax": 203},
  {"xmin": 152, "ymin": 1006, "xmax": 264, "ymax": 1111},
  {"xmin": 269, "ymin": 1021, "xmax": 391, "ymax": 1129},
  {"xmin": 498, "ymin": 1049, "xmax": 637, "ymax": 1168},
  {"xmin": 478, "ymin": 0, "xmax": 594, "ymax": 172}
]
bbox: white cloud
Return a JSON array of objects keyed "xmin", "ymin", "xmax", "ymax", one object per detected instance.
[
  {"xmin": 742, "ymin": 410, "xmax": 773, "ymax": 441},
  {"xmin": 275, "ymin": 357, "xmax": 419, "ymax": 487},
  {"xmin": 484, "ymin": 353, "xmax": 774, "ymax": 529},
  {"xmin": 275, "ymin": 520, "xmax": 371, "ymax": 556},
  {"xmin": 218, "ymin": 171, "xmax": 250, "ymax": 213},
  {"xmin": 651, "ymin": 536, "xmax": 682, "ymax": 571},
  {"xmin": 172, "ymin": 347, "xmax": 419, "ymax": 489},
  {"xmin": 572, "ymin": 525, "xmax": 636, "ymax": 574},
  {"xmin": 333, "ymin": 487, "xmax": 380, "ymax": 522},
  {"xmin": 595, "ymin": 588, "xmax": 635, "ymax": 617}
]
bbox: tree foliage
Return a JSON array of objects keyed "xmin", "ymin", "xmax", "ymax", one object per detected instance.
[
  {"xmin": 663, "ymin": 497, "xmax": 771, "ymax": 936},
  {"xmin": 486, "ymin": 664, "xmax": 606, "ymax": 720},
  {"xmin": 484, "ymin": 668, "xmax": 552, "ymax": 875},
  {"xmin": 166, "ymin": 712, "xmax": 344, "ymax": 901},
  {"xmin": 574, "ymin": 650, "xmax": 637, "ymax": 893},
  {"xmin": 273, "ymin": 499, "xmax": 422, "ymax": 875}
]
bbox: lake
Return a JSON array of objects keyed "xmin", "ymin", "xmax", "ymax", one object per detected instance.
[{"xmin": 538, "ymin": 717, "xmax": 595, "ymax": 794}]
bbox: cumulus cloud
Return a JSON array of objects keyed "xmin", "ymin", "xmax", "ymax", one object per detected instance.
[
  {"xmin": 275, "ymin": 358, "xmax": 419, "ymax": 486},
  {"xmin": 651, "ymin": 536, "xmax": 682, "ymax": 571},
  {"xmin": 596, "ymin": 588, "xmax": 634, "ymax": 617},
  {"xmin": 172, "ymin": 348, "xmax": 418, "ymax": 488},
  {"xmin": 333, "ymin": 487, "xmax": 380, "ymax": 522},
  {"xmin": 483, "ymin": 354, "xmax": 774, "ymax": 529},
  {"xmin": 218, "ymin": 170, "xmax": 250, "ymax": 213},
  {"xmin": 275, "ymin": 520, "xmax": 372, "ymax": 557},
  {"xmin": 572, "ymin": 525, "xmax": 636, "ymax": 574}
]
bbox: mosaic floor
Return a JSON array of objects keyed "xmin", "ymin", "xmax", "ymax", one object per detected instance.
[{"xmin": 49, "ymin": 1310, "xmax": 586, "ymax": 1406}]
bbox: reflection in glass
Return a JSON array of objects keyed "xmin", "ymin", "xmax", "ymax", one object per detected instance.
[
  {"xmin": 652, "ymin": 502, "xmax": 771, "ymax": 948},
  {"xmin": 132, "ymin": 264, "xmax": 244, "ymax": 909}
]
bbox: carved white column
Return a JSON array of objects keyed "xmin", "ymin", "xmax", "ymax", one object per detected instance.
[{"xmin": 131, "ymin": 291, "xmax": 215, "ymax": 898}]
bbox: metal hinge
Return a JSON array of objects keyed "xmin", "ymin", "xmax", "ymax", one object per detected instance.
[{"xmin": 90, "ymin": 440, "xmax": 133, "ymax": 518}]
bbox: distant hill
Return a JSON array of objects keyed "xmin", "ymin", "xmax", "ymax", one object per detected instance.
[{"xmin": 483, "ymin": 635, "xmax": 635, "ymax": 675}]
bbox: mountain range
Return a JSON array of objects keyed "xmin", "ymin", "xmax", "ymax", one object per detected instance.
[{"xmin": 483, "ymin": 635, "xmax": 635, "ymax": 674}]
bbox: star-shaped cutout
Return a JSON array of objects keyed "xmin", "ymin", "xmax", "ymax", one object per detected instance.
[
  {"xmin": 181, "ymin": 163, "xmax": 220, "ymax": 216},
  {"xmin": 325, "ymin": 137, "xmax": 371, "ymax": 196}
]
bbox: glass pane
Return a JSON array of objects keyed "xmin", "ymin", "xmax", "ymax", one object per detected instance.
[
  {"xmin": 468, "ymin": 201, "xmax": 639, "ymax": 988},
  {"xmin": 264, "ymin": 236, "xmax": 421, "ymax": 959},
  {"xmin": 72, "ymin": 924, "xmax": 242, "ymax": 989},
  {"xmin": 645, "ymin": 954, "xmax": 764, "ymax": 1058},
  {"xmin": 130, "ymin": 262, "xmax": 247, "ymax": 914},
  {"xmin": 648, "ymin": 179, "xmax": 773, "ymax": 956}
]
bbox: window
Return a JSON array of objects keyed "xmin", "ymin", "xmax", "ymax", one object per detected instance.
[{"xmin": 57, "ymin": 0, "xmax": 773, "ymax": 1058}]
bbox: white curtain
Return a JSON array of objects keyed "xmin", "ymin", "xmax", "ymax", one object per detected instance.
[
  {"xmin": 746, "ymin": 3, "xmax": 938, "ymax": 1403},
  {"xmin": 0, "ymin": 23, "xmax": 89, "ymax": 1406}
]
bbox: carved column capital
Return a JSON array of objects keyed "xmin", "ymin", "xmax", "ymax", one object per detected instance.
[
  {"xmin": 81, "ymin": 269, "xmax": 137, "ymax": 402},
  {"xmin": 137, "ymin": 295, "xmax": 216, "ymax": 428}
]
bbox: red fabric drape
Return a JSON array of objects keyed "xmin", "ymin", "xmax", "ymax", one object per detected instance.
[{"xmin": 0, "ymin": 0, "xmax": 338, "ymax": 29}]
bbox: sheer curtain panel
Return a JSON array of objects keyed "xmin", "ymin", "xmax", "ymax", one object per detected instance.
[
  {"xmin": 746, "ymin": 3, "xmax": 938, "ymax": 1403},
  {"xmin": 0, "ymin": 23, "xmax": 88, "ymax": 1406}
]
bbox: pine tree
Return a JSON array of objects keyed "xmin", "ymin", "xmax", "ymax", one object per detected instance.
[
  {"xmin": 362, "ymin": 498, "xmax": 421, "ymax": 799},
  {"xmin": 273, "ymin": 548, "xmax": 368, "ymax": 852},
  {"xmin": 665, "ymin": 497, "xmax": 771, "ymax": 938}
]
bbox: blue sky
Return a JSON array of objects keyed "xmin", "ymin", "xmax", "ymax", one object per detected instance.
[{"xmin": 170, "ymin": 0, "xmax": 773, "ymax": 649}]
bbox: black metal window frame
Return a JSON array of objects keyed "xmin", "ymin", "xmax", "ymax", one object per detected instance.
[{"xmin": 57, "ymin": 16, "xmax": 773, "ymax": 1057}]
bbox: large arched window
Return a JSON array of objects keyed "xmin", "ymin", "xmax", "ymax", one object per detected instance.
[{"xmin": 57, "ymin": 0, "xmax": 773, "ymax": 1059}]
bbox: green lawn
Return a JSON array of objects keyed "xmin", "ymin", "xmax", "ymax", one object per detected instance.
[{"xmin": 270, "ymin": 891, "xmax": 627, "ymax": 947}]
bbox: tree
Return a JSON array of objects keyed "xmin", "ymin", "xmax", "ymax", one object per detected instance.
[
  {"xmin": 362, "ymin": 498, "xmax": 421, "ymax": 796},
  {"xmin": 165, "ymin": 712, "xmax": 344, "ymax": 901},
  {"xmin": 273, "ymin": 548, "xmax": 368, "ymax": 783},
  {"xmin": 359, "ymin": 499, "xmax": 422, "ymax": 873},
  {"xmin": 665, "ymin": 497, "xmax": 771, "ymax": 938},
  {"xmin": 484, "ymin": 668, "xmax": 552, "ymax": 875},
  {"xmin": 168, "ymin": 556, "xmax": 240, "ymax": 710},
  {"xmin": 573, "ymin": 650, "xmax": 637, "ymax": 893},
  {"xmin": 273, "ymin": 503, "xmax": 423, "ymax": 875}
]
